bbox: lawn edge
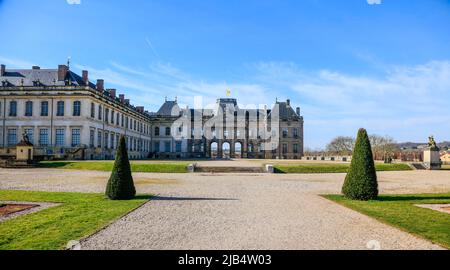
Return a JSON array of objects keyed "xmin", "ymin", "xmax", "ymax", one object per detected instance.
[
  {"xmin": 320, "ymin": 194, "xmax": 449, "ymax": 250},
  {"xmin": 75, "ymin": 194, "xmax": 153, "ymax": 250}
]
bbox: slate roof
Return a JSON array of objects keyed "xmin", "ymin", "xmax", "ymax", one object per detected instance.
[
  {"xmin": 156, "ymin": 101, "xmax": 181, "ymax": 116},
  {"xmin": 0, "ymin": 68, "xmax": 96, "ymax": 88}
]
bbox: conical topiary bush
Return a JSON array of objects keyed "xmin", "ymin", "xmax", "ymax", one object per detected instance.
[
  {"xmin": 105, "ymin": 135, "xmax": 136, "ymax": 200},
  {"xmin": 341, "ymin": 128, "xmax": 378, "ymax": 200}
]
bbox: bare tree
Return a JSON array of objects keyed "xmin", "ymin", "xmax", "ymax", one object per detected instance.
[
  {"xmin": 369, "ymin": 135, "xmax": 398, "ymax": 160},
  {"xmin": 326, "ymin": 136, "xmax": 355, "ymax": 155}
]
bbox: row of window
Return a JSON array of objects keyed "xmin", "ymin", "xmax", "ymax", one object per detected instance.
[
  {"xmin": 2, "ymin": 101, "xmax": 81, "ymax": 117},
  {"xmin": 7, "ymin": 128, "xmax": 81, "ymax": 147},
  {"xmin": 90, "ymin": 102, "xmax": 150, "ymax": 135},
  {"xmin": 89, "ymin": 129, "xmax": 151, "ymax": 152},
  {"xmin": 153, "ymin": 141, "xmax": 183, "ymax": 153}
]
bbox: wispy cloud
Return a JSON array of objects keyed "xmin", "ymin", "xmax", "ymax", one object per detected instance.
[{"xmin": 0, "ymin": 56, "xmax": 36, "ymax": 68}]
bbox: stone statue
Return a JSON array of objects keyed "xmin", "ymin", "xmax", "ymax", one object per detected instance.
[
  {"xmin": 22, "ymin": 132, "xmax": 31, "ymax": 144},
  {"xmin": 428, "ymin": 135, "xmax": 438, "ymax": 149}
]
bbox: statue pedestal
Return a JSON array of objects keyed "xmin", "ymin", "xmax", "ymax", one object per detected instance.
[{"xmin": 423, "ymin": 147, "xmax": 441, "ymax": 170}]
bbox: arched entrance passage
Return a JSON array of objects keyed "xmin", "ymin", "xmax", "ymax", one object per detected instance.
[
  {"xmin": 234, "ymin": 142, "xmax": 242, "ymax": 158},
  {"xmin": 222, "ymin": 142, "xmax": 231, "ymax": 159},
  {"xmin": 210, "ymin": 142, "xmax": 219, "ymax": 159}
]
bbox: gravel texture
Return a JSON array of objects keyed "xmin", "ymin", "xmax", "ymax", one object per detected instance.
[{"xmin": 0, "ymin": 168, "xmax": 449, "ymax": 250}]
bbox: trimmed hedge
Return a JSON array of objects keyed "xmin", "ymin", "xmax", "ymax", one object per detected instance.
[
  {"xmin": 105, "ymin": 135, "xmax": 136, "ymax": 200},
  {"xmin": 341, "ymin": 128, "xmax": 378, "ymax": 200}
]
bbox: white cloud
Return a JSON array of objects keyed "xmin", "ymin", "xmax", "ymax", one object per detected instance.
[
  {"xmin": 0, "ymin": 56, "xmax": 36, "ymax": 68},
  {"xmin": 67, "ymin": 0, "xmax": 81, "ymax": 5},
  {"xmin": 367, "ymin": 0, "xmax": 382, "ymax": 5}
]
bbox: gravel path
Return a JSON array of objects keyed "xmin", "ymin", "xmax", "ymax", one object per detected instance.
[{"xmin": 1, "ymin": 168, "xmax": 449, "ymax": 250}]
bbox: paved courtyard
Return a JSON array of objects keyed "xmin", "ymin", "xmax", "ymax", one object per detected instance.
[{"xmin": 0, "ymin": 168, "xmax": 449, "ymax": 250}]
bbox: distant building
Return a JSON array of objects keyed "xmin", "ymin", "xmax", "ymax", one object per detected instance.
[
  {"xmin": 441, "ymin": 152, "xmax": 450, "ymax": 165},
  {"xmin": 0, "ymin": 63, "xmax": 304, "ymax": 160}
]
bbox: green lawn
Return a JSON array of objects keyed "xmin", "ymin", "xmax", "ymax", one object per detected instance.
[
  {"xmin": 323, "ymin": 193, "xmax": 450, "ymax": 249},
  {"xmin": 274, "ymin": 163, "xmax": 412, "ymax": 174},
  {"xmin": 39, "ymin": 161, "xmax": 189, "ymax": 173},
  {"xmin": 0, "ymin": 190, "xmax": 150, "ymax": 250}
]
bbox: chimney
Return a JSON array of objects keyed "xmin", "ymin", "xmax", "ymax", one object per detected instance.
[
  {"xmin": 296, "ymin": 107, "xmax": 300, "ymax": 116},
  {"xmin": 108, "ymin": 89, "xmax": 116, "ymax": 98},
  {"xmin": 124, "ymin": 99, "xmax": 130, "ymax": 105},
  {"xmin": 1, "ymin": 64, "xmax": 5, "ymax": 76},
  {"xmin": 96, "ymin": 79, "xmax": 104, "ymax": 92},
  {"xmin": 82, "ymin": 70, "xmax": 89, "ymax": 85},
  {"xmin": 119, "ymin": 94, "xmax": 125, "ymax": 103},
  {"xmin": 136, "ymin": 106, "xmax": 144, "ymax": 113},
  {"xmin": 286, "ymin": 99, "xmax": 291, "ymax": 106},
  {"xmin": 58, "ymin": 65, "xmax": 68, "ymax": 81},
  {"xmin": 32, "ymin": 66, "xmax": 40, "ymax": 70}
]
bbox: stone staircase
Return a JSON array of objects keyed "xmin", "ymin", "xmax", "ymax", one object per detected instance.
[{"xmin": 410, "ymin": 163, "xmax": 427, "ymax": 170}]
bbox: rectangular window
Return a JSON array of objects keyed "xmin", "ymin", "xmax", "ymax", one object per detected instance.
[
  {"xmin": 98, "ymin": 105, "xmax": 102, "ymax": 120},
  {"xmin": 39, "ymin": 129, "xmax": 49, "ymax": 147},
  {"xmin": 91, "ymin": 103, "xmax": 95, "ymax": 118},
  {"xmin": 110, "ymin": 133, "xmax": 115, "ymax": 149},
  {"xmin": 24, "ymin": 128, "xmax": 34, "ymax": 144},
  {"xmin": 105, "ymin": 108, "xmax": 109, "ymax": 123},
  {"xmin": 121, "ymin": 115, "xmax": 124, "ymax": 127},
  {"xmin": 165, "ymin": 141, "xmax": 171, "ymax": 152},
  {"xmin": 116, "ymin": 113, "xmax": 120, "ymax": 125},
  {"xmin": 41, "ymin": 101, "xmax": 49, "ymax": 116},
  {"xmin": 293, "ymin": 128, "xmax": 298, "ymax": 138},
  {"xmin": 55, "ymin": 128, "xmax": 65, "ymax": 146},
  {"xmin": 165, "ymin": 127, "xmax": 171, "ymax": 136},
  {"xmin": 25, "ymin": 101, "xmax": 33, "ymax": 116},
  {"xmin": 176, "ymin": 141, "xmax": 182, "ymax": 153},
  {"xmin": 293, "ymin": 144, "xmax": 299, "ymax": 154},
  {"xmin": 97, "ymin": 131, "xmax": 102, "ymax": 148},
  {"xmin": 111, "ymin": 111, "xmax": 114, "ymax": 124},
  {"xmin": 116, "ymin": 134, "xmax": 119, "ymax": 148},
  {"xmin": 9, "ymin": 101, "xmax": 17, "ymax": 116},
  {"xmin": 282, "ymin": 128, "xmax": 288, "ymax": 138},
  {"xmin": 73, "ymin": 101, "xmax": 81, "ymax": 116},
  {"xmin": 282, "ymin": 143, "xmax": 288, "ymax": 154},
  {"xmin": 104, "ymin": 133, "xmax": 109, "ymax": 149},
  {"xmin": 154, "ymin": 142, "xmax": 160, "ymax": 152},
  {"xmin": 7, "ymin": 128, "xmax": 17, "ymax": 146},
  {"xmin": 56, "ymin": 101, "xmax": 64, "ymax": 116},
  {"xmin": 90, "ymin": 130, "xmax": 95, "ymax": 147},
  {"xmin": 71, "ymin": 129, "xmax": 81, "ymax": 147}
]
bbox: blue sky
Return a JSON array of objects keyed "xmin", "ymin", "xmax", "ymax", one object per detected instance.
[{"xmin": 1, "ymin": 0, "xmax": 449, "ymax": 148}]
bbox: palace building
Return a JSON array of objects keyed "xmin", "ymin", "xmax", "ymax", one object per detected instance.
[{"xmin": 0, "ymin": 63, "xmax": 304, "ymax": 160}]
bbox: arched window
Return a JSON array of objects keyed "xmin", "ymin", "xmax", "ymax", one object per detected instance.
[{"xmin": 73, "ymin": 101, "xmax": 81, "ymax": 116}]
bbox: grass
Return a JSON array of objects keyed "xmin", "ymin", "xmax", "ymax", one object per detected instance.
[
  {"xmin": 0, "ymin": 190, "xmax": 150, "ymax": 250},
  {"xmin": 323, "ymin": 193, "xmax": 450, "ymax": 249},
  {"xmin": 39, "ymin": 161, "xmax": 189, "ymax": 173},
  {"xmin": 274, "ymin": 163, "xmax": 412, "ymax": 174}
]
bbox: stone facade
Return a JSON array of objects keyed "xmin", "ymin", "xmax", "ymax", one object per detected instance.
[{"xmin": 0, "ymin": 64, "xmax": 304, "ymax": 160}]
